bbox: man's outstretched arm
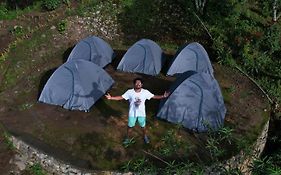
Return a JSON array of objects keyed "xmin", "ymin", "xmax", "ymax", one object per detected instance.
[
  {"xmin": 152, "ymin": 91, "xmax": 170, "ymax": 100},
  {"xmin": 105, "ymin": 93, "xmax": 124, "ymax": 100}
]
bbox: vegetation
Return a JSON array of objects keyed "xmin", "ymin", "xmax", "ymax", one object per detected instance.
[
  {"xmin": 0, "ymin": 0, "xmax": 280, "ymax": 174},
  {"xmin": 2, "ymin": 131, "xmax": 15, "ymax": 150},
  {"xmin": 57, "ymin": 19, "xmax": 67, "ymax": 34},
  {"xmin": 24, "ymin": 163, "xmax": 47, "ymax": 175},
  {"xmin": 42, "ymin": 0, "xmax": 61, "ymax": 11}
]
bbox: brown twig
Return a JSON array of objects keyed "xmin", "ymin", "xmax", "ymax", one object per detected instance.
[
  {"xmin": 142, "ymin": 150, "xmax": 172, "ymax": 167},
  {"xmin": 192, "ymin": 12, "xmax": 214, "ymax": 41}
]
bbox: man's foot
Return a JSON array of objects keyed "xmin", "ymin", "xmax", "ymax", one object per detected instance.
[
  {"xmin": 144, "ymin": 135, "xmax": 150, "ymax": 144},
  {"xmin": 123, "ymin": 137, "xmax": 135, "ymax": 147}
]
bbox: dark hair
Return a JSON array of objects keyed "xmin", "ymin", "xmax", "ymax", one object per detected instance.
[{"xmin": 133, "ymin": 78, "xmax": 143, "ymax": 84}]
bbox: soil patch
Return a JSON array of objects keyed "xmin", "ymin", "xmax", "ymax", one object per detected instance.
[{"xmin": 0, "ymin": 61, "xmax": 270, "ymax": 171}]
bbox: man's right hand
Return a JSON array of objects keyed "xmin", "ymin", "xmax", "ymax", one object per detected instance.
[{"xmin": 105, "ymin": 93, "xmax": 111, "ymax": 100}]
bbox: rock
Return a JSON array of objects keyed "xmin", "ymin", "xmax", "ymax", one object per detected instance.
[
  {"xmin": 50, "ymin": 26, "xmax": 56, "ymax": 30},
  {"xmin": 14, "ymin": 160, "xmax": 26, "ymax": 171}
]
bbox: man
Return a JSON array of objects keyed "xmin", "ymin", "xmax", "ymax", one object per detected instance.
[{"xmin": 105, "ymin": 78, "xmax": 169, "ymax": 145}]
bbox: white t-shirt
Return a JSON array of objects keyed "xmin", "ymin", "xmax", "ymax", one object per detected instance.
[{"xmin": 122, "ymin": 88, "xmax": 154, "ymax": 117}]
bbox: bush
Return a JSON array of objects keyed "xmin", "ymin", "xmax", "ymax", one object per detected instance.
[
  {"xmin": 57, "ymin": 19, "xmax": 67, "ymax": 33},
  {"xmin": 42, "ymin": 0, "xmax": 61, "ymax": 11},
  {"xmin": 6, "ymin": 0, "xmax": 35, "ymax": 10}
]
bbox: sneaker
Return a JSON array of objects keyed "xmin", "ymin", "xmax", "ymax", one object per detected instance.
[
  {"xmin": 123, "ymin": 138, "xmax": 130, "ymax": 146},
  {"xmin": 123, "ymin": 137, "xmax": 135, "ymax": 147},
  {"xmin": 144, "ymin": 135, "xmax": 150, "ymax": 144}
]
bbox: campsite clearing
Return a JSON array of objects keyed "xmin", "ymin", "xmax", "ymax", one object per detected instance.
[{"xmin": 0, "ymin": 2, "xmax": 271, "ymax": 173}]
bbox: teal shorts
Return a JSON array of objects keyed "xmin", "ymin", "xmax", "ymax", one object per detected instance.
[{"xmin": 128, "ymin": 116, "xmax": 146, "ymax": 128}]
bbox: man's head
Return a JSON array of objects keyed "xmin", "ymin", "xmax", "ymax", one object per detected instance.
[{"xmin": 133, "ymin": 78, "xmax": 143, "ymax": 89}]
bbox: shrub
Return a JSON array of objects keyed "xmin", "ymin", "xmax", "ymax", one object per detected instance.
[
  {"xmin": 42, "ymin": 0, "xmax": 61, "ymax": 11},
  {"xmin": 10, "ymin": 25, "xmax": 24, "ymax": 36},
  {"xmin": 6, "ymin": 0, "xmax": 35, "ymax": 10},
  {"xmin": 28, "ymin": 163, "xmax": 46, "ymax": 175},
  {"xmin": 57, "ymin": 20, "xmax": 67, "ymax": 33}
]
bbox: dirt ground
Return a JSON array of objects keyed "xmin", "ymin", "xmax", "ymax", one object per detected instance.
[
  {"xmin": 0, "ymin": 4, "xmax": 271, "ymax": 173},
  {"xmin": 0, "ymin": 60, "xmax": 270, "ymax": 171}
]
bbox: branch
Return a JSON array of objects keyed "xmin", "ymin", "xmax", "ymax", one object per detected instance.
[
  {"xmin": 276, "ymin": 12, "xmax": 281, "ymax": 21},
  {"xmin": 142, "ymin": 150, "xmax": 172, "ymax": 167},
  {"xmin": 273, "ymin": 0, "xmax": 281, "ymax": 22},
  {"xmin": 192, "ymin": 11, "xmax": 213, "ymax": 40}
]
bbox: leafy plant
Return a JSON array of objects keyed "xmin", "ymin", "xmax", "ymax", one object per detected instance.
[
  {"xmin": 19, "ymin": 103, "xmax": 34, "ymax": 111},
  {"xmin": 57, "ymin": 20, "xmax": 67, "ymax": 34},
  {"xmin": 28, "ymin": 163, "xmax": 46, "ymax": 175},
  {"xmin": 217, "ymin": 126, "xmax": 234, "ymax": 144},
  {"xmin": 204, "ymin": 126, "xmax": 237, "ymax": 162},
  {"xmin": 158, "ymin": 129, "xmax": 189, "ymax": 156},
  {"xmin": 3, "ymin": 131, "xmax": 15, "ymax": 150},
  {"xmin": 42, "ymin": 0, "xmax": 61, "ymax": 11},
  {"xmin": 205, "ymin": 137, "xmax": 225, "ymax": 161},
  {"xmin": 10, "ymin": 25, "xmax": 24, "ymax": 36},
  {"xmin": 62, "ymin": 0, "xmax": 71, "ymax": 6},
  {"xmin": 121, "ymin": 157, "xmax": 157, "ymax": 174}
]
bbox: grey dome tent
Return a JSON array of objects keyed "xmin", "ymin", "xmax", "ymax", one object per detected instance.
[
  {"xmin": 117, "ymin": 39, "xmax": 164, "ymax": 75},
  {"xmin": 157, "ymin": 71, "xmax": 226, "ymax": 132},
  {"xmin": 67, "ymin": 36, "xmax": 115, "ymax": 68},
  {"xmin": 39, "ymin": 60, "xmax": 114, "ymax": 111},
  {"xmin": 166, "ymin": 42, "xmax": 214, "ymax": 76}
]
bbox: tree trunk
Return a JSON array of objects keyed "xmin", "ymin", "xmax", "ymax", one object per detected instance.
[
  {"xmin": 273, "ymin": 0, "xmax": 281, "ymax": 22},
  {"xmin": 195, "ymin": 0, "xmax": 207, "ymax": 14}
]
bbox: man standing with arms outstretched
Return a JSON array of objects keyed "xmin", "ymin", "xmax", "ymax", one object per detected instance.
[{"xmin": 105, "ymin": 78, "xmax": 169, "ymax": 146}]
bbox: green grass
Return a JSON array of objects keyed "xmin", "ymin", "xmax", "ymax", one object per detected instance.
[
  {"xmin": 221, "ymin": 88, "xmax": 232, "ymax": 104},
  {"xmin": 25, "ymin": 163, "xmax": 47, "ymax": 175},
  {"xmin": 18, "ymin": 103, "xmax": 34, "ymax": 111},
  {"xmin": 0, "ymin": 2, "xmax": 42, "ymax": 20},
  {"xmin": 0, "ymin": 27, "xmax": 61, "ymax": 92},
  {"xmin": 2, "ymin": 131, "xmax": 15, "ymax": 150}
]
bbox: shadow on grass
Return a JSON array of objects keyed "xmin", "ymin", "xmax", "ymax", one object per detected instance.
[
  {"xmin": 93, "ymin": 98, "xmax": 123, "ymax": 119},
  {"xmin": 62, "ymin": 46, "xmax": 74, "ymax": 63},
  {"xmin": 110, "ymin": 49, "xmax": 126, "ymax": 69},
  {"xmin": 37, "ymin": 68, "xmax": 57, "ymax": 100}
]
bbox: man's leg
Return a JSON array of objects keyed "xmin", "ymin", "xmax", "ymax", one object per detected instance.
[
  {"xmin": 127, "ymin": 126, "xmax": 133, "ymax": 139},
  {"xmin": 127, "ymin": 116, "xmax": 137, "ymax": 138},
  {"xmin": 138, "ymin": 117, "xmax": 149, "ymax": 144},
  {"xmin": 123, "ymin": 117, "xmax": 136, "ymax": 146},
  {"xmin": 142, "ymin": 126, "xmax": 146, "ymax": 138}
]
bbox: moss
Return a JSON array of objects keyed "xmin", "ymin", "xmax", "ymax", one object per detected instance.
[{"xmin": 221, "ymin": 88, "xmax": 232, "ymax": 104}]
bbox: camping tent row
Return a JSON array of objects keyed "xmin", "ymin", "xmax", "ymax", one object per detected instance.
[
  {"xmin": 66, "ymin": 37, "xmax": 214, "ymax": 77},
  {"xmin": 39, "ymin": 35, "xmax": 220, "ymax": 123},
  {"xmin": 117, "ymin": 40, "xmax": 214, "ymax": 76},
  {"xmin": 39, "ymin": 36, "xmax": 116, "ymax": 111},
  {"xmin": 149, "ymin": 42, "xmax": 226, "ymax": 132}
]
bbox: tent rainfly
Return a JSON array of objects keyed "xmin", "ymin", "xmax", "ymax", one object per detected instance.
[
  {"xmin": 38, "ymin": 60, "xmax": 114, "ymax": 112},
  {"xmin": 157, "ymin": 71, "xmax": 226, "ymax": 132},
  {"xmin": 67, "ymin": 36, "xmax": 115, "ymax": 68},
  {"xmin": 117, "ymin": 39, "xmax": 164, "ymax": 75},
  {"xmin": 166, "ymin": 42, "xmax": 214, "ymax": 76}
]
